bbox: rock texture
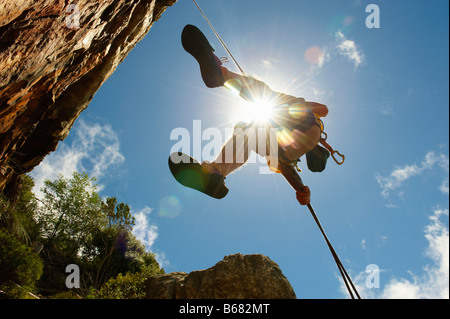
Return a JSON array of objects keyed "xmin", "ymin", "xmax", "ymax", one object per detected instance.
[
  {"xmin": 0, "ymin": 0, "xmax": 177, "ymax": 197},
  {"xmin": 146, "ymin": 254, "xmax": 297, "ymax": 299}
]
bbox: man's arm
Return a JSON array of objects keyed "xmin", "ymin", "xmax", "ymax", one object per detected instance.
[{"xmin": 273, "ymin": 92, "xmax": 328, "ymax": 118}]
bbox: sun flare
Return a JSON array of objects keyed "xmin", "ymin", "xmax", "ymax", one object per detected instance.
[{"xmin": 239, "ymin": 99, "xmax": 275, "ymax": 124}]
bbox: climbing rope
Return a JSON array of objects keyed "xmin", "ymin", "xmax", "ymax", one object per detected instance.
[
  {"xmin": 190, "ymin": 0, "xmax": 359, "ymax": 299},
  {"xmin": 192, "ymin": 0, "xmax": 247, "ymax": 76},
  {"xmin": 309, "ymin": 203, "xmax": 361, "ymax": 299},
  {"xmin": 278, "ymin": 162, "xmax": 361, "ymax": 299}
]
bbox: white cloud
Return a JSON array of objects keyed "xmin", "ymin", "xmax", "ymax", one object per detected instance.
[
  {"xmin": 376, "ymin": 151, "xmax": 449, "ymax": 200},
  {"xmin": 153, "ymin": 250, "xmax": 169, "ymax": 269},
  {"xmin": 312, "ymin": 87, "xmax": 326, "ymax": 97},
  {"xmin": 380, "ymin": 101, "xmax": 395, "ymax": 116},
  {"xmin": 344, "ymin": 208, "xmax": 449, "ymax": 299},
  {"xmin": 260, "ymin": 57, "xmax": 282, "ymax": 70},
  {"xmin": 261, "ymin": 59, "xmax": 274, "ymax": 69},
  {"xmin": 335, "ymin": 31, "xmax": 364, "ymax": 68},
  {"xmin": 317, "ymin": 48, "xmax": 331, "ymax": 69},
  {"xmin": 133, "ymin": 207, "xmax": 158, "ymax": 248},
  {"xmin": 376, "ymin": 164, "xmax": 421, "ymax": 198},
  {"xmin": 423, "ymin": 151, "xmax": 449, "ymax": 171},
  {"xmin": 360, "ymin": 151, "xmax": 449, "ymax": 298},
  {"xmin": 30, "ymin": 119, "xmax": 125, "ymax": 199},
  {"xmin": 381, "ymin": 208, "xmax": 448, "ymax": 299},
  {"xmin": 440, "ymin": 178, "xmax": 449, "ymax": 195},
  {"xmin": 132, "ymin": 206, "xmax": 169, "ymax": 268},
  {"xmin": 377, "ymin": 234, "xmax": 388, "ymax": 247},
  {"xmin": 304, "ymin": 46, "xmax": 330, "ymax": 69}
]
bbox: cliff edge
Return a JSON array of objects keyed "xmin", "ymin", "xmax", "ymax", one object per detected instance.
[
  {"xmin": 0, "ymin": 0, "xmax": 177, "ymax": 197},
  {"xmin": 146, "ymin": 254, "xmax": 297, "ymax": 299}
]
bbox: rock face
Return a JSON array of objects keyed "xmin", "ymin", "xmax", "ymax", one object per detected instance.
[
  {"xmin": 0, "ymin": 0, "xmax": 177, "ymax": 197},
  {"xmin": 146, "ymin": 254, "xmax": 297, "ymax": 299}
]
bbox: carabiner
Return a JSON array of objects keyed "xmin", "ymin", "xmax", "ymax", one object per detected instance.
[
  {"xmin": 319, "ymin": 138, "xmax": 345, "ymax": 165},
  {"xmin": 331, "ymin": 150, "xmax": 345, "ymax": 165}
]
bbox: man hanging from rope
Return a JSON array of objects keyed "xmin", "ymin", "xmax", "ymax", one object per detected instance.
[{"xmin": 169, "ymin": 25, "xmax": 330, "ymax": 200}]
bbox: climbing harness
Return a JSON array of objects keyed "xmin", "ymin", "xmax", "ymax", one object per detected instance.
[{"xmin": 191, "ymin": 0, "xmax": 359, "ymax": 299}]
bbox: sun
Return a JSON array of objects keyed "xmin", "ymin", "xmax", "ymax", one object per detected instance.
[{"xmin": 239, "ymin": 98, "xmax": 275, "ymax": 124}]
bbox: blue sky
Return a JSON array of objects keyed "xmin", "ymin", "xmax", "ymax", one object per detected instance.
[{"xmin": 31, "ymin": 0, "xmax": 448, "ymax": 299}]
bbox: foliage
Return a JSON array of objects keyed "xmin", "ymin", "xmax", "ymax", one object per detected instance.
[
  {"xmin": 47, "ymin": 290, "xmax": 82, "ymax": 299},
  {"xmin": 0, "ymin": 229, "xmax": 43, "ymax": 290},
  {"xmin": 88, "ymin": 263, "xmax": 163, "ymax": 299},
  {"xmin": 35, "ymin": 172, "xmax": 104, "ymax": 253},
  {"xmin": 0, "ymin": 175, "xmax": 38, "ymax": 243},
  {"xmin": 0, "ymin": 281, "xmax": 39, "ymax": 299},
  {"xmin": 0, "ymin": 171, "xmax": 163, "ymax": 299}
]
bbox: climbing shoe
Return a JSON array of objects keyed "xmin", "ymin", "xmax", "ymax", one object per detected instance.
[
  {"xmin": 168, "ymin": 152, "xmax": 229, "ymax": 199},
  {"xmin": 182, "ymin": 24, "xmax": 225, "ymax": 88}
]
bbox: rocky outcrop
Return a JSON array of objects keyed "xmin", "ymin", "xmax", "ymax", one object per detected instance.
[
  {"xmin": 0, "ymin": 0, "xmax": 177, "ymax": 197},
  {"xmin": 146, "ymin": 254, "xmax": 297, "ymax": 299}
]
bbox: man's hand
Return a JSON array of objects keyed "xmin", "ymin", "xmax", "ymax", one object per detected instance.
[
  {"xmin": 306, "ymin": 101, "xmax": 328, "ymax": 118},
  {"xmin": 296, "ymin": 185, "xmax": 311, "ymax": 205}
]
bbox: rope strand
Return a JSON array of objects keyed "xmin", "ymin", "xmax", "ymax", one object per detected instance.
[
  {"xmin": 192, "ymin": 0, "xmax": 247, "ymax": 76},
  {"xmin": 306, "ymin": 203, "xmax": 361, "ymax": 299},
  {"xmin": 279, "ymin": 163, "xmax": 361, "ymax": 299}
]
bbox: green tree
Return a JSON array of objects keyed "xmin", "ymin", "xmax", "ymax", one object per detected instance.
[
  {"xmin": 34, "ymin": 172, "xmax": 162, "ymax": 295},
  {"xmin": 0, "ymin": 175, "xmax": 44, "ymax": 298},
  {"xmin": 0, "ymin": 229, "xmax": 43, "ymax": 297},
  {"xmin": 36, "ymin": 172, "xmax": 103, "ymax": 252},
  {"xmin": 0, "ymin": 175, "xmax": 38, "ymax": 243},
  {"xmin": 91, "ymin": 197, "xmax": 135, "ymax": 288}
]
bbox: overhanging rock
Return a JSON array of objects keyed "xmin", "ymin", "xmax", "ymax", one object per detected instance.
[{"xmin": 0, "ymin": 0, "xmax": 177, "ymax": 197}]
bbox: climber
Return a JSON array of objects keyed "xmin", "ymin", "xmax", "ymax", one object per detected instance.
[{"xmin": 169, "ymin": 25, "xmax": 330, "ymax": 199}]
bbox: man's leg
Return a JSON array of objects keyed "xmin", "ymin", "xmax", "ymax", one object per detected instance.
[
  {"xmin": 202, "ymin": 122, "xmax": 255, "ymax": 177},
  {"xmin": 221, "ymin": 68, "xmax": 278, "ymax": 103}
]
